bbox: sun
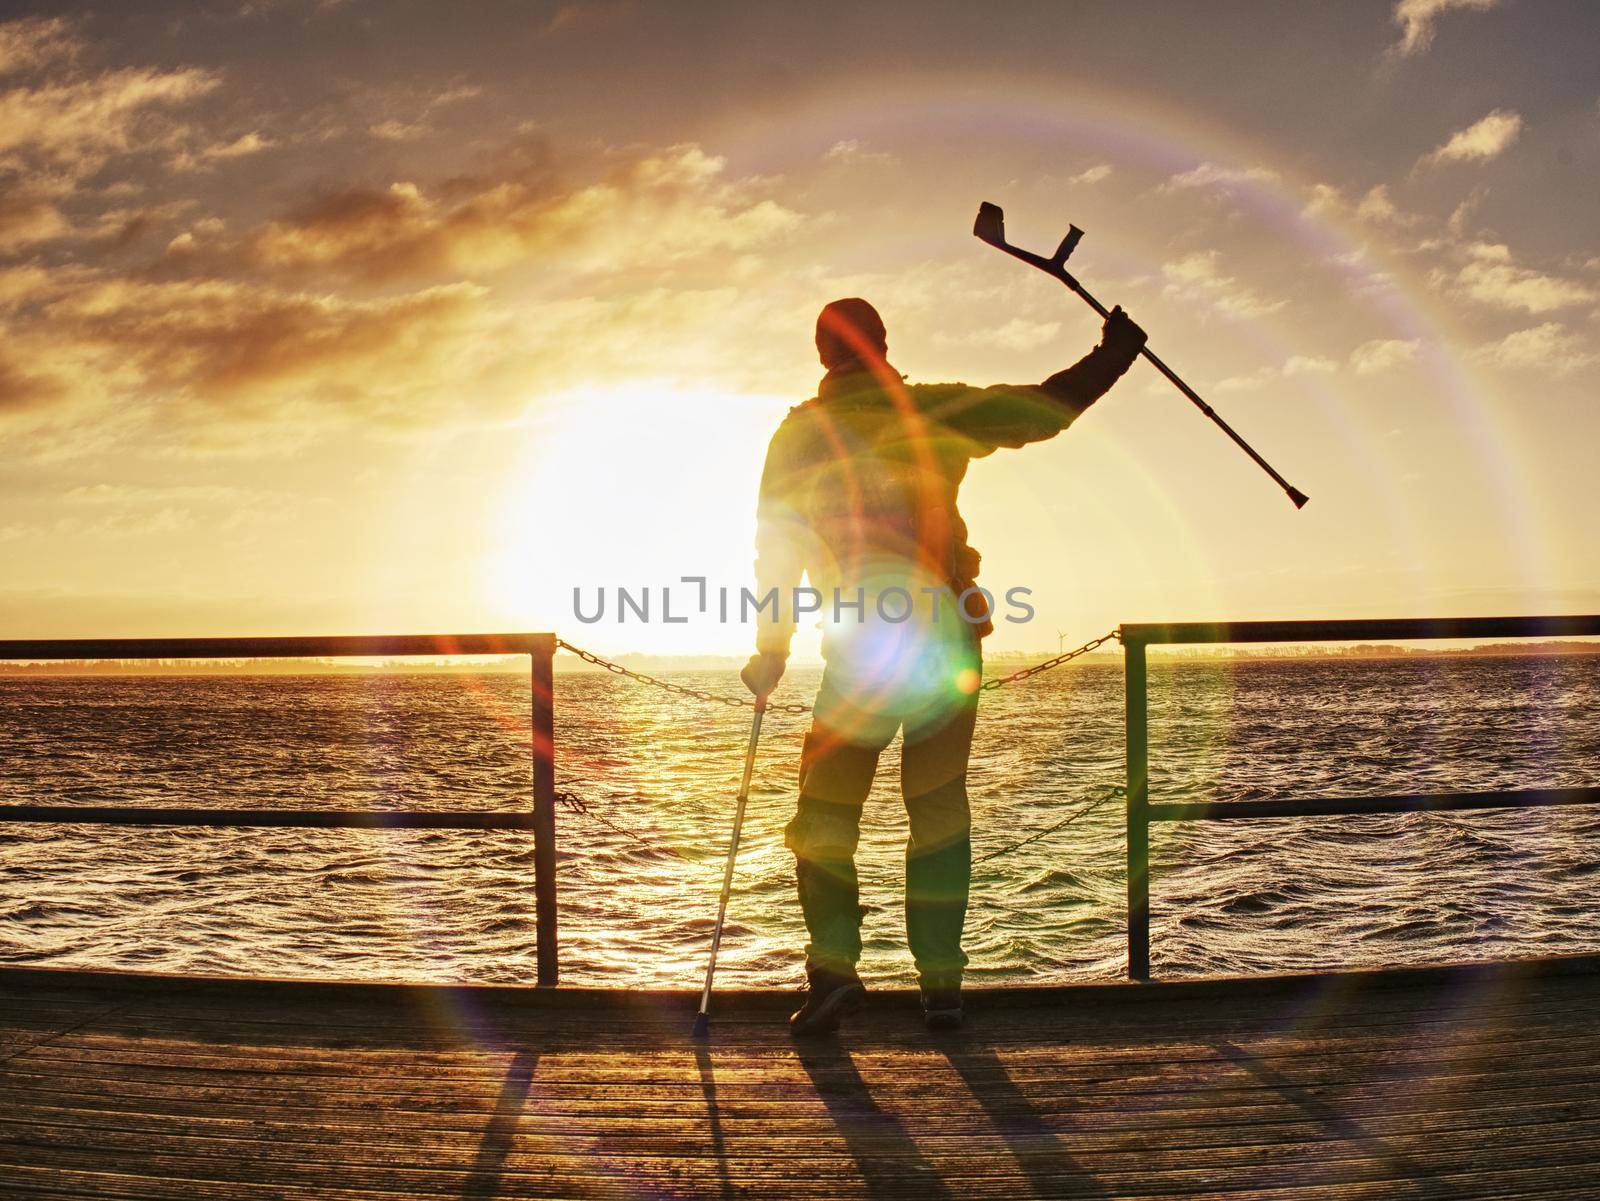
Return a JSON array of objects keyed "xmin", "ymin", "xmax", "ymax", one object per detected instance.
[{"xmin": 479, "ymin": 380, "xmax": 791, "ymax": 651}]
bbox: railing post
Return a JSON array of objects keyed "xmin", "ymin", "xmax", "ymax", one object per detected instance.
[
  {"xmin": 1124, "ymin": 633, "xmax": 1150, "ymax": 980},
  {"xmin": 531, "ymin": 638, "xmax": 559, "ymax": 987}
]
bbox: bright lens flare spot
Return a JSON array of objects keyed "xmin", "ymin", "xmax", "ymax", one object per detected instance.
[{"xmin": 955, "ymin": 667, "xmax": 981, "ymax": 695}]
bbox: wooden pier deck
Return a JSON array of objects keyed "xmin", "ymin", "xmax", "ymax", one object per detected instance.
[{"xmin": 2, "ymin": 959, "xmax": 1599, "ymax": 1199}]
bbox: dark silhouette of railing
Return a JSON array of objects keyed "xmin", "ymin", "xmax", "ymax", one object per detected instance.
[
  {"xmin": 0, "ymin": 633, "xmax": 562, "ymax": 986},
  {"xmin": 1119, "ymin": 615, "xmax": 1600, "ymax": 980}
]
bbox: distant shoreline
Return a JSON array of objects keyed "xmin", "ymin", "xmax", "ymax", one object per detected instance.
[{"xmin": 1, "ymin": 640, "xmax": 1596, "ymax": 677}]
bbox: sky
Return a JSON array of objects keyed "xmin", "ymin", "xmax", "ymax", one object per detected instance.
[{"xmin": 0, "ymin": 0, "xmax": 1596, "ymax": 657}]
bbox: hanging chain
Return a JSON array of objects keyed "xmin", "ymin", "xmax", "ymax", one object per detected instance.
[
  {"xmin": 555, "ymin": 788, "xmax": 684, "ymax": 856},
  {"xmin": 973, "ymin": 784, "xmax": 1125, "ymax": 864},
  {"xmin": 978, "ymin": 630, "xmax": 1121, "ymax": 690},
  {"xmin": 555, "ymin": 639, "xmax": 814, "ymax": 715},
  {"xmin": 555, "ymin": 628, "xmax": 1120, "ymax": 714},
  {"xmin": 551, "ymin": 630, "xmax": 1125, "ymax": 861},
  {"xmin": 553, "ymin": 788, "xmax": 589, "ymax": 815}
]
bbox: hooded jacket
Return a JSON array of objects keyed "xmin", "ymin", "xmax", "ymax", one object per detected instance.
[{"xmin": 753, "ymin": 335, "xmax": 1140, "ymax": 656}]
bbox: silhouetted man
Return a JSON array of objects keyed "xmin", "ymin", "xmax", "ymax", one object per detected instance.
[{"xmin": 742, "ymin": 297, "xmax": 1146, "ymax": 1033}]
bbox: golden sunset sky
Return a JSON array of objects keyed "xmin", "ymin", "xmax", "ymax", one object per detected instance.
[{"xmin": 2, "ymin": 0, "xmax": 1597, "ymax": 656}]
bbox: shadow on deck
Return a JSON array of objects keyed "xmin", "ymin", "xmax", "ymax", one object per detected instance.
[{"xmin": 2, "ymin": 957, "xmax": 1599, "ymax": 1199}]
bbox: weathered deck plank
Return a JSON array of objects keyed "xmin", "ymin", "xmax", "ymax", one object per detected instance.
[{"xmin": 2, "ymin": 961, "xmax": 1599, "ymax": 1199}]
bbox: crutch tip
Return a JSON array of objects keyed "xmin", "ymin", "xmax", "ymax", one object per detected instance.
[
  {"xmin": 691, "ymin": 1012, "xmax": 710, "ymax": 1038},
  {"xmin": 1288, "ymin": 487, "xmax": 1310, "ymax": 510}
]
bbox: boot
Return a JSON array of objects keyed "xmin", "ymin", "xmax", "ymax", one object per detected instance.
[
  {"xmin": 790, "ymin": 967, "xmax": 866, "ymax": 1036},
  {"xmin": 920, "ymin": 981, "xmax": 963, "ymax": 1030}
]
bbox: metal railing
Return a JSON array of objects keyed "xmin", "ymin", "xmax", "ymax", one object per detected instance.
[
  {"xmin": 1119, "ymin": 615, "xmax": 1600, "ymax": 980},
  {"xmin": 6, "ymin": 616, "xmax": 1598, "ymax": 991},
  {"xmin": 0, "ymin": 634, "xmax": 563, "ymax": 986}
]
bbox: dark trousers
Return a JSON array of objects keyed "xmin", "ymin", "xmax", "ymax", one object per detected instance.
[{"xmin": 784, "ymin": 659, "xmax": 979, "ymax": 988}]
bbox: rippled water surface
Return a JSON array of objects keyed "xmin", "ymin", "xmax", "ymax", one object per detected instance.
[{"xmin": 2, "ymin": 655, "xmax": 1598, "ymax": 988}]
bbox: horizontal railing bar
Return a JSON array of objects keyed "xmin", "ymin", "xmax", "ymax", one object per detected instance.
[
  {"xmin": 1148, "ymin": 786, "xmax": 1600, "ymax": 822},
  {"xmin": 0, "ymin": 633, "xmax": 555, "ymax": 662},
  {"xmin": 0, "ymin": 806, "xmax": 540, "ymax": 830},
  {"xmin": 1119, "ymin": 615, "xmax": 1600, "ymax": 646}
]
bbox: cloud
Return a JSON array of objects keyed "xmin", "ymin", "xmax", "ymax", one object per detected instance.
[
  {"xmin": 1419, "ymin": 109, "xmax": 1522, "ymax": 168},
  {"xmin": 1070, "ymin": 164, "xmax": 1112, "ymax": 186},
  {"xmin": 65, "ymin": 482, "xmax": 279, "ymax": 507},
  {"xmin": 82, "ymin": 199, "xmax": 200, "ymax": 252},
  {"xmin": 1161, "ymin": 162, "xmax": 1277, "ymax": 192},
  {"xmin": 542, "ymin": 3, "xmax": 632, "ymax": 37},
  {"xmin": 1, "ymin": 128, "xmax": 821, "ymax": 460},
  {"xmin": 1209, "ymin": 340, "xmax": 1427, "ymax": 396},
  {"xmin": 369, "ymin": 118, "xmax": 428, "ymax": 142},
  {"xmin": 1389, "ymin": 0, "xmax": 1500, "ymax": 58},
  {"xmin": 0, "ymin": 62, "xmax": 219, "ymax": 181},
  {"xmin": 936, "ymin": 318, "xmax": 1062, "ymax": 352},
  {"xmin": 823, "ymin": 140, "xmax": 898, "ymax": 167},
  {"xmin": 1, "ymin": 474, "xmax": 312, "ymax": 543},
  {"xmin": 1354, "ymin": 185, "xmax": 1416, "ymax": 227},
  {"xmin": 1447, "ymin": 186, "xmax": 1488, "ymax": 236},
  {"xmin": 1, "ymin": 478, "xmax": 303, "ymax": 543},
  {"xmin": 41, "ymin": 275, "xmax": 494, "ymax": 420},
  {"xmin": 1209, "ymin": 341, "xmax": 1422, "ymax": 393},
  {"xmin": 1161, "ymin": 250, "xmax": 1285, "ymax": 319},
  {"xmin": 0, "ymin": 16, "xmax": 78, "ymax": 77},
  {"xmin": 1213, "ymin": 366, "xmax": 1278, "ymax": 395},
  {"xmin": 0, "ymin": 263, "xmax": 72, "ymax": 310},
  {"xmin": 2, "ymin": 265, "xmax": 792, "ymax": 458},
  {"xmin": 1306, "ymin": 182, "xmax": 1423, "ymax": 233},
  {"xmin": 1474, "ymin": 323, "xmax": 1598, "ymax": 377},
  {"xmin": 0, "ymin": 190, "xmax": 68, "ymax": 252},
  {"xmin": 1350, "ymin": 337, "xmax": 1421, "ymax": 375},
  {"xmin": 1213, "ymin": 353, "xmax": 1337, "ymax": 394},
  {"xmin": 227, "ymin": 0, "xmax": 356, "ymax": 21},
  {"xmin": 0, "ymin": 341, "xmax": 66, "ymax": 413},
  {"xmin": 244, "ymin": 144, "xmax": 801, "ymax": 282},
  {"xmin": 363, "ymin": 83, "xmax": 481, "ymax": 143},
  {"xmin": 1440, "ymin": 242, "xmax": 1598, "ymax": 313},
  {"xmin": 0, "ymin": 264, "xmax": 538, "ymax": 458},
  {"xmin": 0, "ymin": 508, "xmax": 196, "ymax": 544},
  {"xmin": 1284, "ymin": 355, "xmax": 1338, "ymax": 377},
  {"xmin": 1301, "ymin": 183, "xmax": 1348, "ymax": 224},
  {"xmin": 170, "ymin": 130, "xmax": 276, "ymax": 172}
]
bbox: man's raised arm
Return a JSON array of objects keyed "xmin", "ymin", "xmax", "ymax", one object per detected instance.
[
  {"xmin": 1038, "ymin": 306, "xmax": 1148, "ymax": 420},
  {"xmin": 912, "ymin": 307, "xmax": 1147, "ymax": 452}
]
